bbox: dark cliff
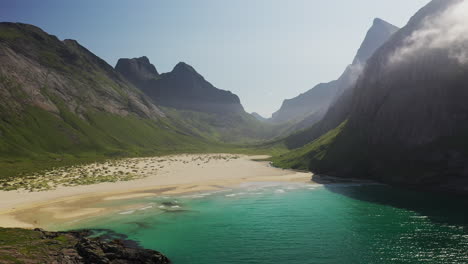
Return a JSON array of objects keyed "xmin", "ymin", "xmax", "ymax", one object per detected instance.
[
  {"xmin": 116, "ymin": 59, "xmax": 244, "ymax": 115},
  {"xmin": 276, "ymin": 0, "xmax": 468, "ymax": 192}
]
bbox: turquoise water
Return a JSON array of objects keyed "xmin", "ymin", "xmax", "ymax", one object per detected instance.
[{"xmin": 53, "ymin": 182, "xmax": 468, "ymax": 264}]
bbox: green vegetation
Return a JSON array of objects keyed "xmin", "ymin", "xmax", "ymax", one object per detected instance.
[
  {"xmin": 0, "ymin": 228, "xmax": 75, "ymax": 263},
  {"xmin": 271, "ymin": 121, "xmax": 348, "ymax": 170},
  {"xmin": 0, "ymin": 104, "xmax": 287, "ymax": 184},
  {"xmin": 273, "ymin": 119, "xmax": 468, "ymax": 183},
  {"xmin": 0, "ymin": 22, "xmax": 291, "ymax": 186},
  {"xmin": 0, "ymin": 27, "xmax": 22, "ymax": 40},
  {"xmin": 162, "ymin": 107, "xmax": 288, "ymax": 144}
]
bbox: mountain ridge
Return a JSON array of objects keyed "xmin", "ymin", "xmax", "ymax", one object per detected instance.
[
  {"xmin": 270, "ymin": 18, "xmax": 399, "ymax": 127},
  {"xmin": 0, "ymin": 22, "xmax": 231, "ymax": 174},
  {"xmin": 116, "ymin": 58, "xmax": 244, "ymax": 115}
]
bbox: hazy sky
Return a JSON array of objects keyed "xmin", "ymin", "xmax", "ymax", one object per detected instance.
[{"xmin": 2, "ymin": 0, "xmax": 431, "ymax": 117}]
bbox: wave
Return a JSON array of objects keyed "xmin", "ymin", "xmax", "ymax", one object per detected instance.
[{"xmin": 119, "ymin": 210, "xmax": 135, "ymax": 215}]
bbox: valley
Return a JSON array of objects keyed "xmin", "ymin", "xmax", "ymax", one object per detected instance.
[{"xmin": 1, "ymin": 0, "xmax": 468, "ymax": 263}]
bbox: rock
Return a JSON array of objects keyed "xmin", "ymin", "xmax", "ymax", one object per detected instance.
[{"xmin": 35, "ymin": 229, "xmax": 171, "ymax": 264}]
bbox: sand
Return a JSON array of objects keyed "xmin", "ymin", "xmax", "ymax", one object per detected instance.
[{"xmin": 0, "ymin": 154, "xmax": 313, "ymax": 229}]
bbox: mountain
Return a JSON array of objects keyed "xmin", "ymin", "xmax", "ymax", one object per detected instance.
[
  {"xmin": 116, "ymin": 59, "xmax": 244, "ymax": 115},
  {"xmin": 114, "ymin": 56, "xmax": 160, "ymax": 87},
  {"xmin": 116, "ymin": 57, "xmax": 287, "ymax": 143},
  {"xmin": 352, "ymin": 18, "xmax": 402, "ymax": 65},
  {"xmin": 271, "ymin": 18, "xmax": 399, "ymax": 126},
  {"xmin": 251, "ymin": 112, "xmax": 267, "ymax": 122},
  {"xmin": 274, "ymin": 0, "xmax": 468, "ymax": 192},
  {"xmin": 0, "ymin": 22, "xmax": 219, "ymax": 176}
]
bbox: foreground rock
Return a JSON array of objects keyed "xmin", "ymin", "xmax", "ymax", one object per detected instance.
[{"xmin": 0, "ymin": 228, "xmax": 170, "ymax": 264}]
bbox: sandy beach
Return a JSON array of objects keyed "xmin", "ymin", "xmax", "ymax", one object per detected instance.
[{"xmin": 0, "ymin": 154, "xmax": 313, "ymax": 229}]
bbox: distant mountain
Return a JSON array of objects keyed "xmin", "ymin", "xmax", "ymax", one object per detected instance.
[
  {"xmin": 115, "ymin": 56, "xmax": 160, "ymax": 87},
  {"xmin": 116, "ymin": 57, "xmax": 286, "ymax": 142},
  {"xmin": 0, "ymin": 22, "xmax": 213, "ymax": 166},
  {"xmin": 274, "ymin": 0, "xmax": 468, "ymax": 192},
  {"xmin": 251, "ymin": 112, "xmax": 267, "ymax": 122},
  {"xmin": 271, "ymin": 18, "xmax": 399, "ymax": 126},
  {"xmin": 116, "ymin": 59, "xmax": 244, "ymax": 115}
]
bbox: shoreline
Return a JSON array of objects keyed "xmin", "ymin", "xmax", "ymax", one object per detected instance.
[{"xmin": 0, "ymin": 154, "xmax": 313, "ymax": 229}]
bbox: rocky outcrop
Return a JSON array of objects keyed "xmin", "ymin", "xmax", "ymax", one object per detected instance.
[
  {"xmin": 36, "ymin": 229, "xmax": 171, "ymax": 264},
  {"xmin": 115, "ymin": 56, "xmax": 160, "ymax": 88},
  {"xmin": 271, "ymin": 18, "xmax": 399, "ymax": 126},
  {"xmin": 116, "ymin": 58, "xmax": 244, "ymax": 115},
  {"xmin": 0, "ymin": 228, "xmax": 170, "ymax": 264}
]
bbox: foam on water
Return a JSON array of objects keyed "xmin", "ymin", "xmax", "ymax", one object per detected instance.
[{"xmin": 118, "ymin": 210, "xmax": 135, "ymax": 215}]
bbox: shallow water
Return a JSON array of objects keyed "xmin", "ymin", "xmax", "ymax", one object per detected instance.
[{"xmin": 50, "ymin": 182, "xmax": 468, "ymax": 264}]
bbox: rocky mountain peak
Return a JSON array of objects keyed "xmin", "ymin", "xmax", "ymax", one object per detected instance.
[
  {"xmin": 172, "ymin": 62, "xmax": 198, "ymax": 76},
  {"xmin": 115, "ymin": 56, "xmax": 159, "ymax": 85},
  {"xmin": 271, "ymin": 18, "xmax": 399, "ymax": 125},
  {"xmin": 352, "ymin": 18, "xmax": 399, "ymax": 65}
]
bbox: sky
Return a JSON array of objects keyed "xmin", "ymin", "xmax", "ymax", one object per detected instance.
[{"xmin": 1, "ymin": 0, "xmax": 431, "ymax": 117}]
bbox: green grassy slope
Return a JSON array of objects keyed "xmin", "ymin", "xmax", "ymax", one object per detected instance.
[
  {"xmin": 0, "ymin": 23, "xmax": 290, "ymax": 181},
  {"xmin": 0, "ymin": 106, "xmax": 211, "ymax": 178},
  {"xmin": 162, "ymin": 107, "xmax": 289, "ymax": 144},
  {"xmin": 271, "ymin": 121, "xmax": 349, "ymax": 171},
  {"xmin": 272, "ymin": 120, "xmax": 374, "ymax": 179},
  {"xmin": 0, "ymin": 105, "xmax": 288, "ymax": 180},
  {"xmin": 0, "ymin": 22, "xmax": 283, "ymax": 180}
]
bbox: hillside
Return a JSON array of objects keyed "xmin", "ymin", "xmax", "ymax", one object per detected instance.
[
  {"xmin": 274, "ymin": 0, "xmax": 468, "ymax": 191},
  {"xmin": 271, "ymin": 18, "xmax": 399, "ymax": 129},
  {"xmin": 0, "ymin": 23, "xmax": 234, "ymax": 178}
]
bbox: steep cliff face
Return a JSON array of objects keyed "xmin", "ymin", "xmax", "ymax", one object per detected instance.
[
  {"xmin": 340, "ymin": 0, "xmax": 468, "ymax": 185},
  {"xmin": 116, "ymin": 59, "xmax": 244, "ymax": 115},
  {"xmin": 276, "ymin": 0, "xmax": 468, "ymax": 191},
  {"xmin": 353, "ymin": 18, "xmax": 402, "ymax": 65},
  {"xmin": 271, "ymin": 18, "xmax": 399, "ymax": 125}
]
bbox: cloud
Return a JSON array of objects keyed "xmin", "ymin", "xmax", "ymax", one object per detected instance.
[
  {"xmin": 389, "ymin": 0, "xmax": 468, "ymax": 66},
  {"xmin": 346, "ymin": 62, "xmax": 365, "ymax": 85}
]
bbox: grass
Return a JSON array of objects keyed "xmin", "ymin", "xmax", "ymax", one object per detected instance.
[
  {"xmin": 1, "ymin": 154, "xmax": 255, "ymax": 192},
  {"xmin": 0, "ymin": 105, "xmax": 287, "ymax": 184},
  {"xmin": 271, "ymin": 121, "xmax": 348, "ymax": 170},
  {"xmin": 162, "ymin": 107, "xmax": 289, "ymax": 144},
  {"xmin": 0, "ymin": 228, "xmax": 74, "ymax": 263}
]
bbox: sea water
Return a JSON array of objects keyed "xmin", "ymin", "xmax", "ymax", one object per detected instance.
[{"xmin": 50, "ymin": 182, "xmax": 468, "ymax": 264}]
